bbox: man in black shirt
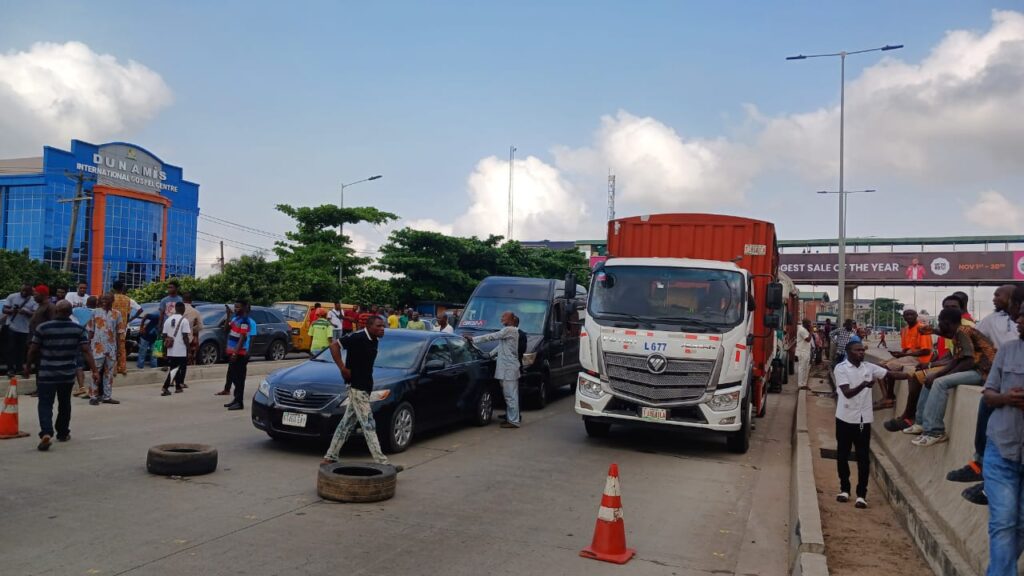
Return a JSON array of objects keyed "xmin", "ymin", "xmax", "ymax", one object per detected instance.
[
  {"xmin": 321, "ymin": 317, "xmax": 400, "ymax": 470},
  {"xmin": 25, "ymin": 301, "xmax": 98, "ymax": 451}
]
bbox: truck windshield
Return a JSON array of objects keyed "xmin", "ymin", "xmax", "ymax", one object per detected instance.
[
  {"xmin": 458, "ymin": 297, "xmax": 547, "ymax": 335},
  {"xmin": 589, "ymin": 266, "xmax": 745, "ymax": 329}
]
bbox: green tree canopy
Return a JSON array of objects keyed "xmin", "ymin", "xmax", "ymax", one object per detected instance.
[{"xmin": 0, "ymin": 249, "xmax": 72, "ymax": 296}]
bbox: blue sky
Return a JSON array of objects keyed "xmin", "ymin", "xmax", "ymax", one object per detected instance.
[{"xmin": 0, "ymin": 1, "xmax": 1021, "ymax": 278}]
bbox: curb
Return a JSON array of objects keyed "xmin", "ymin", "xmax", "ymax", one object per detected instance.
[
  {"xmin": 790, "ymin": 388, "xmax": 829, "ymax": 576},
  {"xmin": 2, "ymin": 359, "xmax": 305, "ymax": 395},
  {"xmin": 871, "ymin": 427, "xmax": 978, "ymax": 576}
]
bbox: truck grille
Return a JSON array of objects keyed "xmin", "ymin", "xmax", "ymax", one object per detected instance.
[
  {"xmin": 604, "ymin": 352, "xmax": 715, "ymax": 405},
  {"xmin": 273, "ymin": 389, "xmax": 339, "ymax": 410}
]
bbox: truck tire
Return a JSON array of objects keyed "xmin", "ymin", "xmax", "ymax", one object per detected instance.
[
  {"xmin": 317, "ymin": 462, "xmax": 397, "ymax": 503},
  {"xmin": 757, "ymin": 392, "xmax": 767, "ymax": 418},
  {"xmin": 583, "ymin": 417, "xmax": 611, "ymax": 438},
  {"xmin": 727, "ymin": 396, "xmax": 751, "ymax": 454},
  {"xmin": 147, "ymin": 443, "xmax": 218, "ymax": 476}
]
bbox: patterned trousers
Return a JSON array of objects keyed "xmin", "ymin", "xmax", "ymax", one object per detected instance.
[{"xmin": 323, "ymin": 388, "xmax": 389, "ymax": 464}]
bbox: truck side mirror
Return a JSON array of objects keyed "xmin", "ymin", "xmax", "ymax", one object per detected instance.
[
  {"xmin": 765, "ymin": 282, "xmax": 784, "ymax": 309},
  {"xmin": 564, "ymin": 273, "xmax": 577, "ymax": 300},
  {"xmin": 763, "ymin": 312, "xmax": 781, "ymax": 329}
]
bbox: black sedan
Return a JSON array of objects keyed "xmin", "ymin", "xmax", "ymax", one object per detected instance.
[{"xmin": 251, "ymin": 330, "xmax": 497, "ymax": 452}]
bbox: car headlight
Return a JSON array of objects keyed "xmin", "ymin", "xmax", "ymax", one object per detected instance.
[
  {"xmin": 708, "ymin": 390, "xmax": 741, "ymax": 412},
  {"xmin": 369, "ymin": 390, "xmax": 391, "ymax": 402},
  {"xmin": 258, "ymin": 379, "xmax": 270, "ymax": 397},
  {"xmin": 577, "ymin": 375, "xmax": 605, "ymax": 399},
  {"xmin": 521, "ymin": 352, "xmax": 537, "ymax": 368}
]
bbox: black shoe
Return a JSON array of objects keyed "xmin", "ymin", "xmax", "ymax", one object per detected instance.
[
  {"xmin": 500, "ymin": 421, "xmax": 520, "ymax": 429},
  {"xmin": 962, "ymin": 482, "xmax": 988, "ymax": 506},
  {"xmin": 37, "ymin": 435, "xmax": 52, "ymax": 451},
  {"xmin": 224, "ymin": 402, "xmax": 236, "ymax": 408},
  {"xmin": 101, "ymin": 398, "xmax": 120, "ymax": 405},
  {"xmin": 89, "ymin": 398, "xmax": 100, "ymax": 406},
  {"xmin": 181, "ymin": 383, "xmax": 189, "ymax": 389},
  {"xmin": 56, "ymin": 434, "xmax": 70, "ymax": 442},
  {"xmin": 947, "ymin": 463, "xmax": 983, "ymax": 483},
  {"xmin": 175, "ymin": 387, "xmax": 183, "ymax": 394},
  {"xmin": 392, "ymin": 464, "xmax": 405, "ymax": 473},
  {"xmin": 883, "ymin": 418, "xmax": 913, "ymax": 432},
  {"xmin": 161, "ymin": 389, "xmax": 171, "ymax": 396},
  {"xmin": 226, "ymin": 403, "xmax": 244, "ymax": 411}
]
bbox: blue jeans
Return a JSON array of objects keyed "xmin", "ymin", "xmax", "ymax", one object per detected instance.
[
  {"xmin": 37, "ymin": 379, "xmax": 74, "ymax": 438},
  {"xmin": 916, "ymin": 370, "xmax": 983, "ymax": 436},
  {"xmin": 501, "ymin": 378, "xmax": 520, "ymax": 426},
  {"xmin": 976, "ymin": 396, "xmax": 995, "ymax": 464},
  {"xmin": 136, "ymin": 338, "xmax": 158, "ymax": 369},
  {"xmin": 983, "ymin": 440, "xmax": 1024, "ymax": 575}
]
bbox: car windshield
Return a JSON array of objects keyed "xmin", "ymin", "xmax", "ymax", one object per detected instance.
[
  {"xmin": 458, "ymin": 297, "xmax": 547, "ymax": 334},
  {"xmin": 589, "ymin": 266, "xmax": 745, "ymax": 329},
  {"xmin": 312, "ymin": 334, "xmax": 425, "ymax": 369}
]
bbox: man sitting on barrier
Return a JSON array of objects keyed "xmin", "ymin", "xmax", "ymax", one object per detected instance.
[
  {"xmin": 909, "ymin": 308, "xmax": 997, "ymax": 448},
  {"xmin": 875, "ymin": 309, "xmax": 932, "ymax": 412}
]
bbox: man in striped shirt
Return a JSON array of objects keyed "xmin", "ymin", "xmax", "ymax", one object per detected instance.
[{"xmin": 25, "ymin": 301, "xmax": 98, "ymax": 451}]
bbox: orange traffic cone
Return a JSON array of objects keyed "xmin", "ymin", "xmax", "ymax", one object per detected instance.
[
  {"xmin": 0, "ymin": 377, "xmax": 30, "ymax": 439},
  {"xmin": 580, "ymin": 463, "xmax": 636, "ymax": 564}
]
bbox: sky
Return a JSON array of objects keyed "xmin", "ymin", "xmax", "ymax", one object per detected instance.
[{"xmin": 0, "ymin": 1, "xmax": 1021, "ymax": 315}]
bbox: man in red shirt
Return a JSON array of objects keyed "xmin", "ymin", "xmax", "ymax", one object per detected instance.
[{"xmin": 343, "ymin": 304, "xmax": 359, "ymax": 335}]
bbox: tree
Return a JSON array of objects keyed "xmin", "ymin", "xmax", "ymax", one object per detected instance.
[
  {"xmin": 341, "ymin": 276, "xmax": 397, "ymax": 308},
  {"xmin": 0, "ymin": 249, "xmax": 72, "ymax": 296},
  {"xmin": 127, "ymin": 256, "xmax": 288, "ymax": 306},
  {"xmin": 129, "ymin": 276, "xmax": 206, "ymax": 303},
  {"xmin": 274, "ymin": 204, "xmax": 397, "ymax": 301},
  {"xmin": 867, "ymin": 298, "xmax": 906, "ymax": 329}
]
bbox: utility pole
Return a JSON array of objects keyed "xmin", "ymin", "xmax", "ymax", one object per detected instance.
[
  {"xmin": 508, "ymin": 145, "xmax": 516, "ymax": 241},
  {"xmin": 219, "ymin": 240, "xmax": 225, "ymax": 272},
  {"xmin": 607, "ymin": 172, "xmax": 616, "ymax": 221},
  {"xmin": 58, "ymin": 171, "xmax": 96, "ymax": 274}
]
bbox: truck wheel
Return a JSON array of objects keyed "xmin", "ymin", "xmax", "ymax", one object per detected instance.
[
  {"xmin": 727, "ymin": 397, "xmax": 751, "ymax": 454},
  {"xmin": 757, "ymin": 392, "xmax": 767, "ymax": 418},
  {"xmin": 147, "ymin": 443, "xmax": 218, "ymax": 476},
  {"xmin": 317, "ymin": 462, "xmax": 397, "ymax": 503},
  {"xmin": 584, "ymin": 418, "xmax": 611, "ymax": 438}
]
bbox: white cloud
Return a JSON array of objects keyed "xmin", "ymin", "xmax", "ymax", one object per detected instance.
[
  {"xmin": 966, "ymin": 191, "xmax": 1022, "ymax": 232},
  {"xmin": 0, "ymin": 41, "xmax": 172, "ymax": 156},
  {"xmin": 404, "ymin": 218, "xmax": 454, "ymax": 236}
]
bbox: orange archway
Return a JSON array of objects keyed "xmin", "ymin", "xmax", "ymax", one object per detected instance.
[{"xmin": 88, "ymin": 185, "xmax": 171, "ymax": 295}]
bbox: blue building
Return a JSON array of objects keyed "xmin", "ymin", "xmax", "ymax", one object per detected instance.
[{"xmin": 0, "ymin": 140, "xmax": 199, "ymax": 294}]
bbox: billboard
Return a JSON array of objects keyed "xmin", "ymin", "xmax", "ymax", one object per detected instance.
[{"xmin": 780, "ymin": 251, "xmax": 1024, "ymax": 283}]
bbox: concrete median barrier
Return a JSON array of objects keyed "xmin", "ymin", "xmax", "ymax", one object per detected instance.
[{"xmin": 790, "ymin": 388, "xmax": 829, "ymax": 576}]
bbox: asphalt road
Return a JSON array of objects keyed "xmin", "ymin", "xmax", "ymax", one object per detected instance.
[{"xmin": 0, "ymin": 376, "xmax": 795, "ymax": 576}]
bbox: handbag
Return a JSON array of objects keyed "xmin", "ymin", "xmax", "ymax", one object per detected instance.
[
  {"xmin": 153, "ymin": 338, "xmax": 165, "ymax": 358},
  {"xmin": 162, "ymin": 317, "xmax": 183, "ymax": 355}
]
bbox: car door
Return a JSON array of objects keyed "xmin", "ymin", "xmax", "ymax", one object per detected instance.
[
  {"xmin": 448, "ymin": 336, "xmax": 483, "ymax": 421},
  {"xmin": 247, "ymin": 309, "xmax": 270, "ymax": 355},
  {"xmin": 416, "ymin": 338, "xmax": 456, "ymax": 429},
  {"xmin": 560, "ymin": 305, "xmax": 583, "ymax": 385}
]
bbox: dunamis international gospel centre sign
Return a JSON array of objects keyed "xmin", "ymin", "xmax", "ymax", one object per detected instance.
[{"xmin": 75, "ymin": 143, "xmax": 178, "ymax": 194}]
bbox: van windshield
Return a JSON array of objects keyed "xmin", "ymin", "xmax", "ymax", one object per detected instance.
[
  {"xmin": 459, "ymin": 297, "xmax": 547, "ymax": 335},
  {"xmin": 589, "ymin": 266, "xmax": 745, "ymax": 329}
]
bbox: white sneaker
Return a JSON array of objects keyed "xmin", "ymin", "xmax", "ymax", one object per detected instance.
[
  {"xmin": 902, "ymin": 423, "xmax": 924, "ymax": 435},
  {"xmin": 855, "ymin": 497, "xmax": 868, "ymax": 509},
  {"xmin": 914, "ymin": 433, "xmax": 948, "ymax": 447},
  {"xmin": 836, "ymin": 492, "xmax": 850, "ymax": 503}
]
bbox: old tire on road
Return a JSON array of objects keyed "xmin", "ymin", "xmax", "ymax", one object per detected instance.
[
  {"xmin": 147, "ymin": 443, "xmax": 218, "ymax": 476},
  {"xmin": 317, "ymin": 462, "xmax": 397, "ymax": 503}
]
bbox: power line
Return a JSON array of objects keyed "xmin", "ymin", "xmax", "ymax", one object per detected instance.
[{"xmin": 199, "ymin": 214, "xmax": 287, "ymax": 240}]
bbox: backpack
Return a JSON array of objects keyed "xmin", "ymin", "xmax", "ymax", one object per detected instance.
[{"xmin": 517, "ymin": 328, "xmax": 527, "ymax": 365}]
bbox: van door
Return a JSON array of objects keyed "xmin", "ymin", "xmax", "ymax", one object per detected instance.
[
  {"xmin": 561, "ymin": 304, "xmax": 582, "ymax": 383},
  {"xmin": 546, "ymin": 302, "xmax": 565, "ymax": 382}
]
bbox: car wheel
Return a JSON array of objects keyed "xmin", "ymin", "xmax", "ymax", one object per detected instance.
[
  {"xmin": 146, "ymin": 443, "xmax": 218, "ymax": 476},
  {"xmin": 266, "ymin": 339, "xmax": 287, "ymax": 361},
  {"xmin": 317, "ymin": 462, "xmax": 397, "ymax": 503},
  {"xmin": 583, "ymin": 417, "xmax": 611, "ymax": 438},
  {"xmin": 727, "ymin": 394, "xmax": 752, "ymax": 454},
  {"xmin": 379, "ymin": 402, "xmax": 415, "ymax": 453},
  {"xmin": 198, "ymin": 342, "xmax": 219, "ymax": 365},
  {"xmin": 473, "ymin": 389, "xmax": 493, "ymax": 426}
]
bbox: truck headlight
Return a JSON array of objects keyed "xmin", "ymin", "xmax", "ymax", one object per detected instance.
[
  {"xmin": 258, "ymin": 379, "xmax": 271, "ymax": 397},
  {"xmin": 577, "ymin": 375, "xmax": 605, "ymax": 399},
  {"xmin": 521, "ymin": 352, "xmax": 537, "ymax": 368},
  {"xmin": 708, "ymin": 390, "xmax": 741, "ymax": 412}
]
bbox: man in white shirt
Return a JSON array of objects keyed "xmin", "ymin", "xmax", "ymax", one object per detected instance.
[
  {"xmin": 795, "ymin": 318, "xmax": 812, "ymax": 388},
  {"xmin": 434, "ymin": 314, "xmax": 454, "ymax": 334},
  {"xmin": 327, "ymin": 301, "xmax": 346, "ymax": 341},
  {"xmin": 833, "ymin": 341, "xmax": 910, "ymax": 508},
  {"xmin": 977, "ymin": 285, "xmax": 1019, "ymax": 348},
  {"xmin": 160, "ymin": 302, "xmax": 192, "ymax": 396},
  {"xmin": 65, "ymin": 282, "xmax": 89, "ymax": 308}
]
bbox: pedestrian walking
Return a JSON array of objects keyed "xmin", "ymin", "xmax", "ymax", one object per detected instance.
[
  {"xmin": 24, "ymin": 301, "xmax": 98, "ymax": 451},
  {"xmin": 111, "ymin": 281, "xmax": 134, "ymax": 375},
  {"xmin": 877, "ymin": 330, "xmax": 888, "ymax": 349},
  {"xmin": 833, "ymin": 341, "xmax": 910, "ymax": 508},
  {"xmin": 327, "ymin": 302, "xmax": 345, "ymax": 342},
  {"xmin": 88, "ymin": 293, "xmax": 122, "ymax": 405},
  {"xmin": 465, "ymin": 311, "xmax": 522, "ymax": 428},
  {"xmin": 321, "ymin": 317, "xmax": 401, "ymax": 469},
  {"xmin": 308, "ymin": 309, "xmax": 333, "ymax": 356},
  {"xmin": 796, "ymin": 318, "xmax": 812, "ymax": 388},
  {"xmin": 221, "ymin": 300, "xmax": 257, "ymax": 410},
  {"xmin": 406, "ymin": 311, "xmax": 426, "ymax": 330},
  {"xmin": 182, "ymin": 292, "xmax": 203, "ymax": 367},
  {"xmin": 71, "ymin": 296, "xmax": 97, "ymax": 397},
  {"xmin": 136, "ymin": 309, "xmax": 161, "ymax": 369},
  {"xmin": 3, "ymin": 284, "xmax": 37, "ymax": 376},
  {"xmin": 160, "ymin": 302, "xmax": 192, "ymax": 396}
]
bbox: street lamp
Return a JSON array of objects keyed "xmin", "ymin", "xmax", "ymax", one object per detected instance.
[
  {"xmin": 339, "ymin": 174, "xmax": 383, "ymax": 287},
  {"xmin": 788, "ymin": 43, "xmax": 903, "ymax": 325}
]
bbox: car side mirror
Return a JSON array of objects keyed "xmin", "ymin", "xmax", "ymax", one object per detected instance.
[{"xmin": 424, "ymin": 359, "xmax": 446, "ymax": 372}]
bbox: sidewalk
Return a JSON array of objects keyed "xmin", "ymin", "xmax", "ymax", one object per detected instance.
[{"xmin": 803, "ymin": 363, "xmax": 932, "ymax": 575}]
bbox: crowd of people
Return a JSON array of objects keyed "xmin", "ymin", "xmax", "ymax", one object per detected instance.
[{"xmin": 817, "ymin": 284, "xmax": 1024, "ymax": 574}]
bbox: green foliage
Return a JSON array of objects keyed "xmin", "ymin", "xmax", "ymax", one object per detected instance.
[
  {"xmin": 128, "ymin": 276, "xmax": 205, "ymax": 303},
  {"xmin": 859, "ymin": 298, "xmax": 906, "ymax": 329},
  {"xmin": 341, "ymin": 277, "xmax": 397, "ymax": 309},
  {"xmin": 375, "ymin": 228, "xmax": 590, "ymax": 304},
  {"xmin": 0, "ymin": 249, "xmax": 73, "ymax": 296},
  {"xmin": 127, "ymin": 256, "xmax": 288, "ymax": 306}
]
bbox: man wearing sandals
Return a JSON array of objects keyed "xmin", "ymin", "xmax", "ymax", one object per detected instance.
[{"xmin": 875, "ymin": 309, "xmax": 933, "ymax": 411}]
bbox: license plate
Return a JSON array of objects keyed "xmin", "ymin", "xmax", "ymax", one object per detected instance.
[
  {"xmin": 281, "ymin": 412, "xmax": 308, "ymax": 427},
  {"xmin": 640, "ymin": 407, "xmax": 668, "ymax": 421}
]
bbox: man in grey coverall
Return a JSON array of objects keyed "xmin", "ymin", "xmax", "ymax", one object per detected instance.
[{"xmin": 465, "ymin": 311, "xmax": 521, "ymax": 428}]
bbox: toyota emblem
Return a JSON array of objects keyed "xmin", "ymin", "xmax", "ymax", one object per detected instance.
[
  {"xmin": 292, "ymin": 389, "xmax": 307, "ymax": 400},
  {"xmin": 646, "ymin": 353, "xmax": 668, "ymax": 374}
]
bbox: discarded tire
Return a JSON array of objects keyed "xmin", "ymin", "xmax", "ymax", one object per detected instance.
[
  {"xmin": 317, "ymin": 462, "xmax": 397, "ymax": 503},
  {"xmin": 147, "ymin": 443, "xmax": 218, "ymax": 476}
]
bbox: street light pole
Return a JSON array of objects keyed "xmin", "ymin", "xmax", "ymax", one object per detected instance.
[
  {"xmin": 788, "ymin": 43, "xmax": 903, "ymax": 326},
  {"xmin": 338, "ymin": 174, "xmax": 383, "ymax": 288}
]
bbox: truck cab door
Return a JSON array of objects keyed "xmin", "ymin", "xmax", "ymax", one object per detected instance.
[
  {"xmin": 561, "ymin": 302, "xmax": 583, "ymax": 379},
  {"xmin": 546, "ymin": 302, "xmax": 566, "ymax": 382}
]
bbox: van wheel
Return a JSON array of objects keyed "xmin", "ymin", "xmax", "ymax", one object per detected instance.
[
  {"xmin": 727, "ymin": 396, "xmax": 751, "ymax": 454},
  {"xmin": 533, "ymin": 379, "xmax": 548, "ymax": 409},
  {"xmin": 584, "ymin": 418, "xmax": 611, "ymax": 438}
]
